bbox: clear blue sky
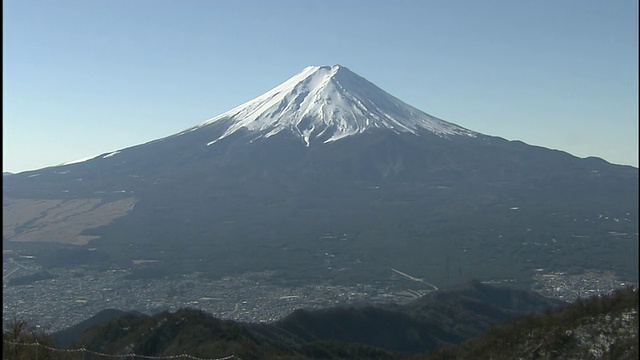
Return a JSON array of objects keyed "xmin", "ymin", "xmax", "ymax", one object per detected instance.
[{"xmin": 3, "ymin": 0, "xmax": 638, "ymax": 173}]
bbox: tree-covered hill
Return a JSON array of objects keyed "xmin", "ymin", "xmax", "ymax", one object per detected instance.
[
  {"xmin": 415, "ymin": 286, "xmax": 638, "ymax": 359},
  {"xmin": 4, "ymin": 282, "xmax": 637, "ymax": 359}
]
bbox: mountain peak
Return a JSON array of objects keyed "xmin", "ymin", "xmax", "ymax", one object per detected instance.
[{"xmin": 197, "ymin": 65, "xmax": 476, "ymax": 146}]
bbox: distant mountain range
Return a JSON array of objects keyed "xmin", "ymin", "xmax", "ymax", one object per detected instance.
[{"xmin": 3, "ymin": 65, "xmax": 638, "ymax": 289}]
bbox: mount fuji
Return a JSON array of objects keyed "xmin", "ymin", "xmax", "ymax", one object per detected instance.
[
  {"xmin": 192, "ymin": 65, "xmax": 475, "ymax": 145},
  {"xmin": 3, "ymin": 65, "xmax": 638, "ymax": 287}
]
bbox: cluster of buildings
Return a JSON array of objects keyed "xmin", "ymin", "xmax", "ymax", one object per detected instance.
[
  {"xmin": 3, "ymin": 257, "xmax": 422, "ymax": 332},
  {"xmin": 3, "ymin": 255, "xmax": 635, "ymax": 333},
  {"xmin": 531, "ymin": 269, "xmax": 635, "ymax": 302}
]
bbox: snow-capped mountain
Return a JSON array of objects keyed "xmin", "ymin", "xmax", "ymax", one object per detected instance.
[
  {"xmin": 191, "ymin": 65, "xmax": 476, "ymax": 146},
  {"xmin": 3, "ymin": 65, "xmax": 637, "ymax": 289}
]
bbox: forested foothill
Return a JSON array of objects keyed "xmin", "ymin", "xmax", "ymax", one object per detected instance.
[{"xmin": 4, "ymin": 282, "xmax": 637, "ymax": 359}]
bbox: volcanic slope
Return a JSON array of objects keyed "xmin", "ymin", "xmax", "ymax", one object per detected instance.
[{"xmin": 3, "ymin": 65, "xmax": 638, "ymax": 287}]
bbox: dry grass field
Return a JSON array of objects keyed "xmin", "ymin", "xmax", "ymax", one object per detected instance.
[{"xmin": 3, "ymin": 198, "xmax": 136, "ymax": 245}]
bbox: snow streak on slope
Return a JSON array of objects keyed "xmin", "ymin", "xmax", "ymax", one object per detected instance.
[{"xmin": 195, "ymin": 65, "xmax": 476, "ymax": 146}]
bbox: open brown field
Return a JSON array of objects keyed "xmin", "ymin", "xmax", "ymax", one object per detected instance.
[{"xmin": 3, "ymin": 198, "xmax": 136, "ymax": 245}]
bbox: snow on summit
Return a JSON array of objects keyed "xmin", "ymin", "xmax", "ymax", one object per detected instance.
[{"xmin": 198, "ymin": 65, "xmax": 476, "ymax": 146}]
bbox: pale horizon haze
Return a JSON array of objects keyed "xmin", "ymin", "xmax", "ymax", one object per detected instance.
[{"xmin": 3, "ymin": 0, "xmax": 638, "ymax": 173}]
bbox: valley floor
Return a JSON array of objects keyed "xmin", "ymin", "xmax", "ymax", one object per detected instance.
[{"xmin": 2, "ymin": 256, "xmax": 634, "ymax": 333}]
